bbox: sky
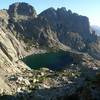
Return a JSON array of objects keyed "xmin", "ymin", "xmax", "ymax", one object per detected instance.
[{"xmin": 0, "ymin": 0, "xmax": 100, "ymax": 26}]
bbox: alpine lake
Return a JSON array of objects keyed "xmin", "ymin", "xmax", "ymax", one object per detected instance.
[{"xmin": 22, "ymin": 51, "xmax": 74, "ymax": 70}]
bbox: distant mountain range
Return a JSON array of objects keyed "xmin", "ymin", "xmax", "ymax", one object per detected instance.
[{"xmin": 91, "ymin": 25, "xmax": 100, "ymax": 36}]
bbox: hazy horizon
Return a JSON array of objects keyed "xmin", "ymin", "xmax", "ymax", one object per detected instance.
[{"xmin": 1, "ymin": 0, "xmax": 100, "ymax": 26}]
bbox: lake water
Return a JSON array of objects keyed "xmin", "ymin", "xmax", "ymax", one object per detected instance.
[{"xmin": 22, "ymin": 51, "xmax": 74, "ymax": 70}]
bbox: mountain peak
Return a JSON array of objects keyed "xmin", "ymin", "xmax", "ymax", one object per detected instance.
[
  {"xmin": 57, "ymin": 7, "xmax": 67, "ymax": 12},
  {"xmin": 8, "ymin": 2, "xmax": 37, "ymax": 20}
]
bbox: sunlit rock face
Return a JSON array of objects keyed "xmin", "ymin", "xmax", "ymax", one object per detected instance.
[{"xmin": 0, "ymin": 8, "xmax": 30, "ymax": 94}]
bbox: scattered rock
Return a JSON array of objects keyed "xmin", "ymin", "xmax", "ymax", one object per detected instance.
[
  {"xmin": 24, "ymin": 79, "xmax": 30, "ymax": 86},
  {"xmin": 8, "ymin": 75, "xmax": 18, "ymax": 81}
]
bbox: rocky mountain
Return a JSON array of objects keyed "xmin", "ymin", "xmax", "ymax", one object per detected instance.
[
  {"xmin": 8, "ymin": 2, "xmax": 37, "ymax": 20},
  {"xmin": 0, "ymin": 2, "xmax": 100, "ymax": 100},
  {"xmin": 38, "ymin": 7, "xmax": 99, "ymax": 58},
  {"xmin": 6, "ymin": 3, "xmax": 99, "ymax": 59}
]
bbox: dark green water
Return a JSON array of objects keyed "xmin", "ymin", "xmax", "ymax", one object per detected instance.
[{"xmin": 22, "ymin": 51, "xmax": 74, "ymax": 70}]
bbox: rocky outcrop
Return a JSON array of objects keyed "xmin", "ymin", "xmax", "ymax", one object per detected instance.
[
  {"xmin": 8, "ymin": 2, "xmax": 37, "ymax": 21},
  {"xmin": 39, "ymin": 7, "xmax": 94, "ymax": 41},
  {"xmin": 38, "ymin": 7, "xmax": 99, "ymax": 58},
  {"xmin": 0, "ymin": 18, "xmax": 30, "ymax": 94},
  {"xmin": 88, "ymin": 40, "xmax": 100, "ymax": 59}
]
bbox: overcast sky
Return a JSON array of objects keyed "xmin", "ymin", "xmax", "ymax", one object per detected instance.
[{"xmin": 1, "ymin": 0, "xmax": 100, "ymax": 26}]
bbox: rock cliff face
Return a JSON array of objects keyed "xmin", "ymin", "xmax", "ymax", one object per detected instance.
[
  {"xmin": 39, "ymin": 7, "xmax": 90, "ymax": 37},
  {"xmin": 0, "ymin": 2, "xmax": 100, "ymax": 99},
  {"xmin": 8, "ymin": 2, "xmax": 37, "ymax": 21},
  {"xmin": 6, "ymin": 3, "xmax": 99, "ymax": 59},
  {"xmin": 0, "ymin": 8, "xmax": 31, "ymax": 94},
  {"xmin": 39, "ymin": 7, "xmax": 98, "ymax": 50},
  {"xmin": 38, "ymin": 7, "xmax": 99, "ymax": 58}
]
